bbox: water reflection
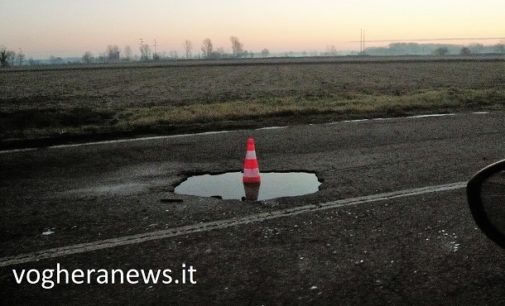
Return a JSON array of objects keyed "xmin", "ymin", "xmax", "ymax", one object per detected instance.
[
  {"xmin": 174, "ymin": 172, "xmax": 321, "ymax": 201},
  {"xmin": 243, "ymin": 183, "xmax": 260, "ymax": 201}
]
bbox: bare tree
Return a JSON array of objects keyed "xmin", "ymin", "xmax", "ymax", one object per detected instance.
[
  {"xmin": 139, "ymin": 39, "xmax": 151, "ymax": 61},
  {"xmin": 201, "ymin": 38, "xmax": 213, "ymax": 58},
  {"xmin": 433, "ymin": 47, "xmax": 449, "ymax": 56},
  {"xmin": 0, "ymin": 48, "xmax": 9, "ymax": 67},
  {"xmin": 230, "ymin": 36, "xmax": 244, "ymax": 57},
  {"xmin": 0, "ymin": 47, "xmax": 16, "ymax": 67},
  {"xmin": 261, "ymin": 48, "xmax": 269, "ymax": 57},
  {"xmin": 28, "ymin": 58, "xmax": 38, "ymax": 66},
  {"xmin": 184, "ymin": 40, "xmax": 193, "ymax": 59},
  {"xmin": 82, "ymin": 51, "xmax": 94, "ymax": 64},
  {"xmin": 106, "ymin": 45, "xmax": 120, "ymax": 62},
  {"xmin": 460, "ymin": 47, "xmax": 471, "ymax": 56},
  {"xmin": 152, "ymin": 39, "xmax": 160, "ymax": 61},
  {"xmin": 96, "ymin": 54, "xmax": 106, "ymax": 64},
  {"xmin": 16, "ymin": 49, "xmax": 25, "ymax": 66},
  {"xmin": 49, "ymin": 55, "xmax": 64, "ymax": 65},
  {"xmin": 123, "ymin": 45, "xmax": 132, "ymax": 61},
  {"xmin": 201, "ymin": 38, "xmax": 214, "ymax": 58}
]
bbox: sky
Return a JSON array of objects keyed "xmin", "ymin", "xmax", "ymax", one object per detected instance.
[{"xmin": 1, "ymin": 0, "xmax": 504, "ymax": 58}]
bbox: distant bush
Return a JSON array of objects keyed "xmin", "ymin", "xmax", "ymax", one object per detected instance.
[
  {"xmin": 460, "ymin": 47, "xmax": 472, "ymax": 55},
  {"xmin": 433, "ymin": 47, "xmax": 449, "ymax": 56}
]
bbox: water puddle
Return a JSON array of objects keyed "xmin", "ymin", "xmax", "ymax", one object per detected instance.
[{"xmin": 174, "ymin": 172, "xmax": 321, "ymax": 201}]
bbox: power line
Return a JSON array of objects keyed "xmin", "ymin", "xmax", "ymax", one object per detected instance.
[{"xmin": 349, "ymin": 36, "xmax": 505, "ymax": 43}]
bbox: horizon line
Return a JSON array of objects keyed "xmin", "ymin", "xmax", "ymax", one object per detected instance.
[{"xmin": 348, "ymin": 36, "xmax": 505, "ymax": 43}]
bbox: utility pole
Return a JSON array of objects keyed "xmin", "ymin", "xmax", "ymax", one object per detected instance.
[
  {"xmin": 359, "ymin": 28, "xmax": 366, "ymax": 55},
  {"xmin": 360, "ymin": 29, "xmax": 363, "ymax": 54},
  {"xmin": 363, "ymin": 29, "xmax": 365, "ymax": 55}
]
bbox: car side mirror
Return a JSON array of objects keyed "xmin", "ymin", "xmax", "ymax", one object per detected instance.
[{"xmin": 467, "ymin": 160, "xmax": 505, "ymax": 248}]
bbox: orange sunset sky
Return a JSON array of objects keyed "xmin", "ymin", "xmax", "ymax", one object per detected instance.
[{"xmin": 1, "ymin": 0, "xmax": 504, "ymax": 58}]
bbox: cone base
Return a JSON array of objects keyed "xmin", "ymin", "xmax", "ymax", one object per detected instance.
[
  {"xmin": 243, "ymin": 177, "xmax": 261, "ymax": 184},
  {"xmin": 243, "ymin": 182, "xmax": 260, "ymax": 201}
]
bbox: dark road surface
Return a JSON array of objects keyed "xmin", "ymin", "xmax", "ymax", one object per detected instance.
[{"xmin": 1, "ymin": 112, "xmax": 504, "ymax": 305}]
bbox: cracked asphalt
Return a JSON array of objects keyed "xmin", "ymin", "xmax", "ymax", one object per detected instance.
[{"xmin": 1, "ymin": 112, "xmax": 505, "ymax": 305}]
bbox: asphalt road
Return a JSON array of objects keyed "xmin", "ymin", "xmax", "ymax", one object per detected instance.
[{"xmin": 1, "ymin": 112, "xmax": 504, "ymax": 305}]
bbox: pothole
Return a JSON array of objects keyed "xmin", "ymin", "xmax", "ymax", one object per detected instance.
[{"xmin": 174, "ymin": 171, "xmax": 321, "ymax": 201}]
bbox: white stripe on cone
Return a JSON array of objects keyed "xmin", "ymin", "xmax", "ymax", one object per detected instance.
[
  {"xmin": 243, "ymin": 168, "xmax": 260, "ymax": 177},
  {"xmin": 245, "ymin": 151, "xmax": 257, "ymax": 160}
]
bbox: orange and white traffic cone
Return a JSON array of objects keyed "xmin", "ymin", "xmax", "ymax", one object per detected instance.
[{"xmin": 243, "ymin": 137, "xmax": 261, "ymax": 184}]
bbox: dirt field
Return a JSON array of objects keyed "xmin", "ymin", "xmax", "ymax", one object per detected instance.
[{"xmin": 1, "ymin": 57, "xmax": 504, "ymax": 146}]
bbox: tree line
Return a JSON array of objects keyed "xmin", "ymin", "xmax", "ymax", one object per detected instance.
[
  {"xmin": 80, "ymin": 36, "xmax": 270, "ymax": 64},
  {"xmin": 1, "ymin": 36, "xmax": 269, "ymax": 67},
  {"xmin": 81, "ymin": 36, "xmax": 269, "ymax": 64},
  {"xmin": 2, "ymin": 39, "xmax": 505, "ymax": 67},
  {"xmin": 364, "ymin": 42, "xmax": 505, "ymax": 56},
  {"xmin": 0, "ymin": 48, "xmax": 26, "ymax": 67}
]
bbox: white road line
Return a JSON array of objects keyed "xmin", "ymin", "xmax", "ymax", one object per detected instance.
[
  {"xmin": 0, "ymin": 181, "xmax": 466, "ymax": 267},
  {"xmin": 255, "ymin": 126, "xmax": 287, "ymax": 130},
  {"xmin": 407, "ymin": 113, "xmax": 456, "ymax": 119},
  {"xmin": 339, "ymin": 119, "xmax": 369, "ymax": 124},
  {"xmin": 0, "ymin": 148, "xmax": 38, "ymax": 154},
  {"xmin": 0, "ymin": 112, "xmax": 492, "ymax": 155},
  {"xmin": 0, "ymin": 130, "xmax": 233, "ymax": 155},
  {"xmin": 50, "ymin": 130, "xmax": 233, "ymax": 148}
]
